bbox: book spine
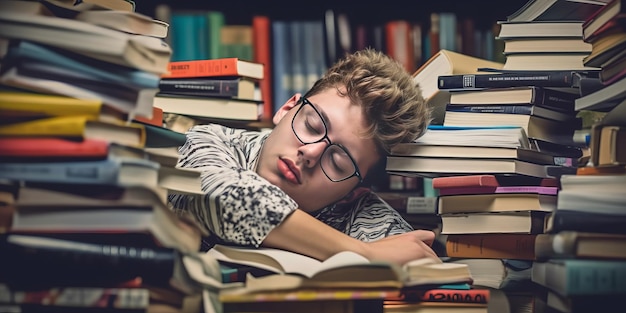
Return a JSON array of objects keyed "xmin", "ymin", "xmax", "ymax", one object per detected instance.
[
  {"xmin": 392, "ymin": 288, "xmax": 489, "ymax": 304},
  {"xmin": 163, "ymin": 58, "xmax": 240, "ymax": 78},
  {"xmin": 438, "ymin": 71, "xmax": 576, "ymax": 90},
  {"xmin": 158, "ymin": 78, "xmax": 240, "ymax": 98},
  {"xmin": 432, "ymin": 175, "xmax": 499, "ymax": 189},
  {"xmin": 0, "ymin": 137, "xmax": 109, "ymax": 159},
  {"xmin": 4, "ymin": 285, "xmax": 150, "ymax": 309},
  {"xmin": 548, "ymin": 260, "xmax": 626, "ymax": 295},
  {"xmin": 446, "ymin": 104, "xmax": 534, "ymax": 115},
  {"xmin": 446, "ymin": 234, "xmax": 536, "ymax": 260},
  {"xmin": 0, "ymin": 234, "xmax": 176, "ymax": 289},
  {"xmin": 535, "ymin": 232, "xmax": 577, "ymax": 260},
  {"xmin": 548, "ymin": 210, "xmax": 626, "ymax": 235}
]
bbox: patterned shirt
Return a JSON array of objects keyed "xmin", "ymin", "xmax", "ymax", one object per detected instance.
[{"xmin": 168, "ymin": 123, "xmax": 413, "ymax": 250}]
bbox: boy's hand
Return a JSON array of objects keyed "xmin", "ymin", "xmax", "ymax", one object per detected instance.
[{"xmin": 363, "ymin": 230, "xmax": 439, "ymax": 265}]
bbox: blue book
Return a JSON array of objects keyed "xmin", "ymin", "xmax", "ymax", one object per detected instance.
[
  {"xmin": 0, "ymin": 156, "xmax": 159, "ymax": 187},
  {"xmin": 271, "ymin": 20, "xmax": 292, "ymax": 114},
  {"xmin": 532, "ymin": 259, "xmax": 626, "ymax": 296},
  {"xmin": 5, "ymin": 40, "xmax": 160, "ymax": 89}
]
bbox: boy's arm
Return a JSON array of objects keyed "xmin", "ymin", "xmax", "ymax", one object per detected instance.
[{"xmin": 262, "ymin": 209, "xmax": 438, "ymax": 265}]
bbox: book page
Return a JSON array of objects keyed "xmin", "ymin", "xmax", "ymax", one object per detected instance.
[{"xmin": 209, "ymin": 245, "xmax": 371, "ymax": 278}]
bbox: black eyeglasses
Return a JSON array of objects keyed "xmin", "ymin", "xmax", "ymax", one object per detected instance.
[{"xmin": 291, "ymin": 97, "xmax": 363, "ymax": 183}]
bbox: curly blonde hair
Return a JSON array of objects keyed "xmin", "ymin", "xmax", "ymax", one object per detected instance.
[{"xmin": 304, "ymin": 48, "xmax": 431, "ymax": 155}]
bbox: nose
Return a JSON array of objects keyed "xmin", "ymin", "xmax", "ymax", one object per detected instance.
[{"xmin": 298, "ymin": 141, "xmax": 328, "ymax": 168}]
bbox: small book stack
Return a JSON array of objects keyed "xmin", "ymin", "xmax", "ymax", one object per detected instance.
[
  {"xmin": 156, "ymin": 57, "xmax": 268, "ymax": 132},
  {"xmin": 0, "ymin": 1, "xmax": 221, "ymax": 312}
]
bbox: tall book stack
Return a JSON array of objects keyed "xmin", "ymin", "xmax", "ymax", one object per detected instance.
[
  {"xmin": 157, "ymin": 57, "xmax": 269, "ymax": 132},
  {"xmin": 530, "ymin": 3, "xmax": 626, "ymax": 307},
  {"xmin": 0, "ymin": 1, "xmax": 222, "ymax": 312}
]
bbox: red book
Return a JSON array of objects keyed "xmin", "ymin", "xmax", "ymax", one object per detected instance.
[
  {"xmin": 252, "ymin": 15, "xmax": 274, "ymax": 123},
  {"xmin": 432, "ymin": 175, "xmax": 500, "ymax": 189},
  {"xmin": 162, "ymin": 58, "xmax": 264, "ymax": 80},
  {"xmin": 385, "ymin": 20, "xmax": 415, "ymax": 72},
  {"xmin": 0, "ymin": 137, "xmax": 110, "ymax": 160},
  {"xmin": 133, "ymin": 106, "xmax": 163, "ymax": 127},
  {"xmin": 388, "ymin": 288, "xmax": 490, "ymax": 304}
]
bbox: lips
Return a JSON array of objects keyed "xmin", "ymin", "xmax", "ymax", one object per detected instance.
[{"xmin": 278, "ymin": 157, "xmax": 301, "ymax": 184}]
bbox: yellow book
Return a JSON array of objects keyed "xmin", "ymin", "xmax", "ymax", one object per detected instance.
[
  {"xmin": 0, "ymin": 91, "xmax": 125, "ymax": 122},
  {"xmin": 0, "ymin": 115, "xmax": 146, "ymax": 148}
]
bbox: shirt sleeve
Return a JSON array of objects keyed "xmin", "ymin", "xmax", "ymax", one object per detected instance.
[
  {"xmin": 167, "ymin": 124, "xmax": 298, "ymax": 247},
  {"xmin": 312, "ymin": 191, "xmax": 415, "ymax": 242}
]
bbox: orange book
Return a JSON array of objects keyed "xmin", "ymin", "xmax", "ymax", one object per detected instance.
[
  {"xmin": 252, "ymin": 15, "xmax": 274, "ymax": 123},
  {"xmin": 134, "ymin": 106, "xmax": 164, "ymax": 127},
  {"xmin": 162, "ymin": 58, "xmax": 264, "ymax": 80},
  {"xmin": 445, "ymin": 233, "xmax": 537, "ymax": 260}
]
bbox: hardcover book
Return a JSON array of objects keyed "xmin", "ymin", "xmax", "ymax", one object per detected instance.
[
  {"xmin": 162, "ymin": 58, "xmax": 264, "ymax": 80},
  {"xmin": 440, "ymin": 211, "xmax": 549, "ymax": 234},
  {"xmin": 446, "ymin": 233, "xmax": 537, "ymax": 260},
  {"xmin": 153, "ymin": 94, "xmax": 261, "ymax": 121},
  {"xmin": 438, "ymin": 70, "xmax": 599, "ymax": 92},
  {"xmin": 437, "ymin": 192, "xmax": 557, "ymax": 214},
  {"xmin": 531, "ymin": 258, "xmax": 626, "ymax": 295},
  {"xmin": 158, "ymin": 77, "xmax": 258, "ymax": 101}
]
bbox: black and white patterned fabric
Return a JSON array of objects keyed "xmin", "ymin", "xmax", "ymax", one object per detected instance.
[{"xmin": 168, "ymin": 124, "xmax": 413, "ymax": 250}]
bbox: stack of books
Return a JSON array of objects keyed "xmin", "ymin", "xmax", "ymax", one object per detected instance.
[
  {"xmin": 156, "ymin": 57, "xmax": 267, "ymax": 132},
  {"xmin": 0, "ymin": 1, "xmax": 223, "ymax": 312}
]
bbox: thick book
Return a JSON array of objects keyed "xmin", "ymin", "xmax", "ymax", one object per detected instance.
[
  {"xmin": 531, "ymin": 259, "xmax": 626, "ymax": 295},
  {"xmin": 162, "ymin": 58, "xmax": 264, "ymax": 80},
  {"xmin": 575, "ymin": 74, "xmax": 626, "ymax": 111},
  {"xmin": 153, "ymin": 94, "xmax": 261, "ymax": 121},
  {"xmin": 448, "ymin": 258, "xmax": 534, "ymax": 290},
  {"xmin": 502, "ymin": 52, "xmax": 598, "ymax": 71},
  {"xmin": 0, "ymin": 115, "xmax": 147, "ymax": 148},
  {"xmin": 386, "ymin": 156, "xmax": 577, "ymax": 179},
  {"xmin": 445, "ymin": 103, "xmax": 576, "ymax": 122},
  {"xmin": 447, "ymin": 86, "xmax": 579, "ymax": 111},
  {"xmin": 437, "ymin": 185, "xmax": 559, "ymax": 196},
  {"xmin": 158, "ymin": 77, "xmax": 258, "ymax": 100},
  {"xmin": 432, "ymin": 174, "xmax": 500, "ymax": 189},
  {"xmin": 547, "ymin": 209, "xmax": 626, "ymax": 234},
  {"xmin": 583, "ymin": 0, "xmax": 626, "ymax": 40},
  {"xmin": 391, "ymin": 287, "xmax": 490, "ymax": 304},
  {"xmin": 437, "ymin": 192, "xmax": 557, "ymax": 214},
  {"xmin": 445, "ymin": 233, "xmax": 537, "ymax": 260},
  {"xmin": 0, "ymin": 234, "xmax": 201, "ymax": 294},
  {"xmin": 440, "ymin": 211, "xmax": 549, "ymax": 234},
  {"xmin": 11, "ymin": 183, "xmax": 206, "ymax": 253},
  {"xmin": 438, "ymin": 70, "xmax": 600, "ymax": 91},
  {"xmin": 535, "ymin": 231, "xmax": 626, "ymax": 260},
  {"xmin": 0, "ymin": 11, "xmax": 171, "ymax": 74},
  {"xmin": 591, "ymin": 124, "xmax": 626, "ymax": 167},
  {"xmin": 207, "ymin": 244, "xmax": 472, "ymax": 291},
  {"xmin": 496, "ymin": 20, "xmax": 586, "ymax": 39}
]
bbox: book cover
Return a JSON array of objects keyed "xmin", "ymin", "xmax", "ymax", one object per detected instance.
[
  {"xmin": 507, "ymin": 0, "xmax": 609, "ymax": 22},
  {"xmin": 75, "ymin": 9, "xmax": 169, "ymax": 38},
  {"xmin": 437, "ymin": 185, "xmax": 559, "ymax": 196},
  {"xmin": 433, "ymin": 175, "xmax": 500, "ymax": 189},
  {"xmin": 0, "ymin": 137, "xmax": 112, "ymax": 161},
  {"xmin": 391, "ymin": 287, "xmax": 490, "ymax": 304},
  {"xmin": 531, "ymin": 258, "xmax": 626, "ymax": 295},
  {"xmin": 162, "ymin": 58, "xmax": 264, "ymax": 80},
  {"xmin": 445, "ymin": 104, "xmax": 576, "ymax": 122},
  {"xmin": 447, "ymin": 86, "xmax": 578, "ymax": 111},
  {"xmin": 446, "ymin": 233, "xmax": 537, "ymax": 260}
]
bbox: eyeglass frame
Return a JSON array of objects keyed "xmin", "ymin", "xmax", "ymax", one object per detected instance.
[{"xmin": 291, "ymin": 97, "xmax": 364, "ymax": 183}]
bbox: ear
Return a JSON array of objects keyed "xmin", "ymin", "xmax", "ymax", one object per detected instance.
[{"xmin": 272, "ymin": 93, "xmax": 301, "ymax": 125}]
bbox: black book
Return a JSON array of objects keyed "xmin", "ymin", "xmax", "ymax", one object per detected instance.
[
  {"xmin": 0, "ymin": 234, "xmax": 181, "ymax": 290},
  {"xmin": 547, "ymin": 210, "xmax": 626, "ymax": 235},
  {"xmin": 438, "ymin": 70, "xmax": 601, "ymax": 91}
]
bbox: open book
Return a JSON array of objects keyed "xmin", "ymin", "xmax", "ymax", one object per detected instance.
[{"xmin": 208, "ymin": 244, "xmax": 473, "ymax": 293}]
